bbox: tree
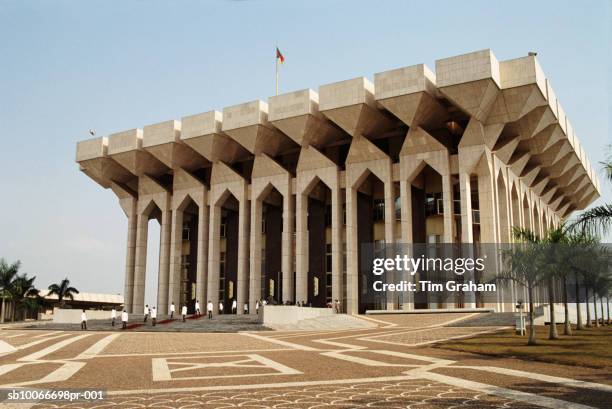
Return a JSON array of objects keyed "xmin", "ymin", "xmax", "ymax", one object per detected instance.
[
  {"xmin": 0, "ymin": 259, "xmax": 21, "ymax": 323},
  {"xmin": 566, "ymin": 234, "xmax": 598, "ymax": 330},
  {"xmin": 571, "ymin": 145, "xmax": 612, "ymax": 236},
  {"xmin": 47, "ymin": 278, "xmax": 79, "ymax": 308},
  {"xmin": 9, "ymin": 274, "xmax": 38, "ymax": 321},
  {"xmin": 499, "ymin": 241, "xmax": 545, "ymax": 345},
  {"xmin": 513, "ymin": 226, "xmax": 565, "ymax": 340}
]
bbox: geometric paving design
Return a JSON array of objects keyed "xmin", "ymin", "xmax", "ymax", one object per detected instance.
[{"xmin": 1, "ymin": 313, "xmax": 610, "ymax": 409}]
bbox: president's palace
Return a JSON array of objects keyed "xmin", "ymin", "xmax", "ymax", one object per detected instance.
[{"xmin": 76, "ymin": 50, "xmax": 601, "ymax": 315}]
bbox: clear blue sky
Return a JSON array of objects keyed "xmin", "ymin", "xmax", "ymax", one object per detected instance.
[{"xmin": 0, "ymin": 1, "xmax": 610, "ymax": 306}]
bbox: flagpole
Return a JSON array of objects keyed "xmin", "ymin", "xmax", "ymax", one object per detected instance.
[{"xmin": 275, "ymin": 46, "xmax": 279, "ymax": 96}]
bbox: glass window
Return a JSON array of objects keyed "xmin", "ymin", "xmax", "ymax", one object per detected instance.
[{"xmin": 373, "ymin": 199, "xmax": 385, "ymax": 221}]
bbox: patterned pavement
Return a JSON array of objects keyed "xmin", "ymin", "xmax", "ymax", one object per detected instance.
[{"xmin": 0, "ymin": 314, "xmax": 610, "ymax": 408}]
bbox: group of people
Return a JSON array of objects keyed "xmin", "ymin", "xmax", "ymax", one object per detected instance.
[{"xmin": 79, "ymin": 297, "xmax": 342, "ymax": 330}]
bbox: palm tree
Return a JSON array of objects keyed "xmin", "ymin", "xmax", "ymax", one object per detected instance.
[
  {"xmin": 513, "ymin": 226, "xmax": 565, "ymax": 340},
  {"xmin": 0, "ymin": 259, "xmax": 21, "ymax": 323},
  {"xmin": 47, "ymin": 278, "xmax": 79, "ymax": 308},
  {"xmin": 571, "ymin": 145, "xmax": 612, "ymax": 235},
  {"xmin": 499, "ymin": 241, "xmax": 545, "ymax": 345},
  {"xmin": 9, "ymin": 274, "xmax": 38, "ymax": 321},
  {"xmin": 566, "ymin": 234, "xmax": 598, "ymax": 330}
]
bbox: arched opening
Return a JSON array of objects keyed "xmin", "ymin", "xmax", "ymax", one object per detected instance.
[
  {"xmin": 145, "ymin": 208, "xmax": 160, "ymax": 313},
  {"xmin": 303, "ymin": 179, "xmax": 332, "ymax": 308},
  {"xmin": 218, "ymin": 192, "xmax": 240, "ymax": 314},
  {"xmin": 409, "ymin": 164, "xmax": 445, "ymax": 309},
  {"xmin": 532, "ymin": 204, "xmax": 540, "ymax": 238},
  {"xmin": 522, "ymin": 195, "xmax": 531, "ymax": 233},
  {"xmin": 174, "ymin": 196, "xmax": 200, "ymax": 312},
  {"xmin": 259, "ymin": 185, "xmax": 284, "ymax": 304},
  {"xmin": 510, "ymin": 184, "xmax": 520, "ymax": 232},
  {"xmin": 496, "ymin": 173, "xmax": 510, "ymax": 243},
  {"xmin": 354, "ymin": 171, "xmax": 386, "ymax": 313}
]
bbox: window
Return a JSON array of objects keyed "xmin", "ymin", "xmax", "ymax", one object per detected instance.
[
  {"xmin": 326, "ymin": 243, "xmax": 332, "ymax": 272},
  {"xmin": 325, "ymin": 205, "xmax": 332, "ymax": 227},
  {"xmin": 220, "ymin": 217, "xmax": 227, "ymax": 238},
  {"xmin": 373, "ymin": 199, "xmax": 385, "ymax": 221},
  {"xmin": 182, "ymin": 226, "xmax": 190, "ymax": 241},
  {"xmin": 425, "ymin": 193, "xmax": 443, "ymax": 217},
  {"xmin": 394, "ymin": 196, "xmax": 401, "ymax": 221}
]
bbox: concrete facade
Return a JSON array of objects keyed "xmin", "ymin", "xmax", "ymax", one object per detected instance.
[{"xmin": 77, "ymin": 50, "xmax": 600, "ymax": 315}]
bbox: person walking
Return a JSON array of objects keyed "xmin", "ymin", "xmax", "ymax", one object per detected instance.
[
  {"xmin": 334, "ymin": 299, "xmax": 340, "ymax": 314},
  {"xmin": 218, "ymin": 301, "xmax": 224, "ymax": 315},
  {"xmin": 232, "ymin": 299, "xmax": 237, "ymax": 314},
  {"xmin": 121, "ymin": 310, "xmax": 128, "ymax": 329},
  {"xmin": 170, "ymin": 302, "xmax": 175, "ymax": 319},
  {"xmin": 111, "ymin": 308, "xmax": 116, "ymax": 327},
  {"xmin": 243, "ymin": 302, "xmax": 248, "ymax": 314},
  {"xmin": 181, "ymin": 305, "xmax": 187, "ymax": 322},
  {"xmin": 151, "ymin": 306, "xmax": 157, "ymax": 326},
  {"xmin": 207, "ymin": 300, "xmax": 213, "ymax": 319},
  {"xmin": 195, "ymin": 300, "xmax": 201, "ymax": 317},
  {"xmin": 143, "ymin": 304, "xmax": 149, "ymax": 322},
  {"xmin": 80, "ymin": 309, "xmax": 87, "ymax": 330}
]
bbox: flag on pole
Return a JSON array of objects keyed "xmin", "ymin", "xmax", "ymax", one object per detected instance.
[{"xmin": 276, "ymin": 47, "xmax": 285, "ymax": 64}]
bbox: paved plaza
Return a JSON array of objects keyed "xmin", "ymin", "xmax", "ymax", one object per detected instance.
[{"xmin": 0, "ymin": 313, "xmax": 610, "ymax": 408}]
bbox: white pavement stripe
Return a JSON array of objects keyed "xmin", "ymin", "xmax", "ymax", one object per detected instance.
[
  {"xmin": 416, "ymin": 370, "xmax": 595, "ymax": 409},
  {"xmin": 17, "ymin": 333, "xmax": 72, "ymax": 350},
  {"xmin": 20, "ymin": 334, "xmax": 91, "ymax": 362},
  {"xmin": 458, "ymin": 365, "xmax": 612, "ymax": 393},
  {"xmin": 357, "ymin": 314, "xmax": 398, "ymax": 327},
  {"xmin": 0, "ymin": 340, "xmax": 17, "ymax": 354},
  {"xmin": 3, "ymin": 362, "xmax": 86, "ymax": 387},
  {"xmin": 75, "ymin": 334, "xmax": 120, "ymax": 359},
  {"xmin": 241, "ymin": 332, "xmax": 318, "ymax": 351},
  {"xmin": 108, "ymin": 374, "xmax": 420, "ymax": 395}
]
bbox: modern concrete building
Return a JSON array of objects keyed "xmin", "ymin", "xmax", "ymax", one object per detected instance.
[{"xmin": 76, "ymin": 49, "xmax": 601, "ymax": 315}]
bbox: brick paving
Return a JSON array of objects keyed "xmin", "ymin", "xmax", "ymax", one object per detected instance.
[{"xmin": 0, "ymin": 313, "xmax": 609, "ymax": 408}]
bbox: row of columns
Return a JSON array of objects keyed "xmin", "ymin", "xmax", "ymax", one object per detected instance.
[{"xmin": 120, "ymin": 153, "xmax": 559, "ymax": 315}]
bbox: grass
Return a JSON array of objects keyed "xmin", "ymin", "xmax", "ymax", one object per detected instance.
[{"xmin": 434, "ymin": 325, "xmax": 612, "ymax": 369}]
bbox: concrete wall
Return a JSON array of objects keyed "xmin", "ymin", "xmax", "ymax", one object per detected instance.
[{"xmin": 52, "ymin": 308, "xmax": 113, "ymax": 324}]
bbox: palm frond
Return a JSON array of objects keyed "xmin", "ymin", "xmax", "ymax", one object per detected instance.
[{"xmin": 570, "ymin": 204, "xmax": 612, "ymax": 236}]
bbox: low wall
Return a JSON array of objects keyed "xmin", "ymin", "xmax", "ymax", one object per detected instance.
[
  {"xmin": 52, "ymin": 308, "xmax": 112, "ymax": 324},
  {"xmin": 260, "ymin": 305, "xmax": 334, "ymax": 326}
]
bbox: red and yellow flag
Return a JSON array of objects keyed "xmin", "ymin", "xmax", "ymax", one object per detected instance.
[{"xmin": 276, "ymin": 47, "xmax": 285, "ymax": 64}]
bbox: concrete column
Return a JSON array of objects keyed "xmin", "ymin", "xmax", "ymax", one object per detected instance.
[
  {"xmin": 132, "ymin": 213, "xmax": 149, "ymax": 314},
  {"xmin": 207, "ymin": 203, "xmax": 221, "ymax": 311},
  {"xmin": 157, "ymin": 209, "xmax": 171, "ymax": 313},
  {"xmin": 459, "ymin": 172, "xmax": 473, "ymax": 243},
  {"xmin": 458, "ymin": 172, "xmax": 476, "ymax": 308},
  {"xmin": 249, "ymin": 198, "xmax": 263, "ymax": 312},
  {"xmin": 345, "ymin": 187, "xmax": 359, "ymax": 314},
  {"xmin": 478, "ymin": 169, "xmax": 497, "ymax": 243},
  {"xmin": 331, "ymin": 185, "xmax": 343, "ymax": 308},
  {"xmin": 282, "ymin": 191, "xmax": 295, "ymax": 303},
  {"xmin": 123, "ymin": 201, "xmax": 137, "ymax": 313},
  {"xmin": 399, "ymin": 179, "xmax": 413, "ymax": 310},
  {"xmin": 295, "ymin": 192, "xmax": 308, "ymax": 304},
  {"xmin": 196, "ymin": 199, "xmax": 209, "ymax": 308},
  {"xmin": 400, "ymin": 180, "xmax": 413, "ymax": 243},
  {"xmin": 384, "ymin": 180, "xmax": 396, "ymax": 310},
  {"xmin": 442, "ymin": 173, "xmax": 454, "ymax": 243},
  {"xmin": 167, "ymin": 209, "xmax": 183, "ymax": 313},
  {"xmin": 237, "ymin": 194, "xmax": 250, "ymax": 314}
]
